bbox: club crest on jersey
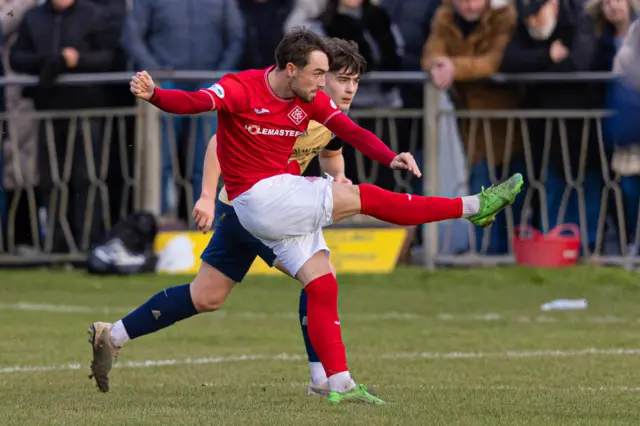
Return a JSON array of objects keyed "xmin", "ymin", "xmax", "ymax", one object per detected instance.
[
  {"xmin": 287, "ymin": 106, "xmax": 307, "ymax": 126},
  {"xmin": 209, "ymin": 84, "xmax": 225, "ymax": 99}
]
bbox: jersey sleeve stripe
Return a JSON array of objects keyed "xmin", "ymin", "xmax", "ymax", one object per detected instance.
[
  {"xmin": 200, "ymin": 89, "xmax": 217, "ymax": 111},
  {"xmin": 322, "ymin": 110, "xmax": 341, "ymax": 126}
]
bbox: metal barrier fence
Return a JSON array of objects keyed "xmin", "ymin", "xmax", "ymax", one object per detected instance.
[{"xmin": 0, "ymin": 71, "xmax": 635, "ymax": 270}]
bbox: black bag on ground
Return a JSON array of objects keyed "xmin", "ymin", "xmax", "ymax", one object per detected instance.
[{"xmin": 87, "ymin": 212, "xmax": 158, "ymax": 275}]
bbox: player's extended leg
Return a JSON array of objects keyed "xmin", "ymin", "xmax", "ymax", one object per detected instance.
[
  {"xmin": 88, "ymin": 201, "xmax": 257, "ymax": 392},
  {"xmin": 88, "ymin": 263, "xmax": 236, "ymax": 392},
  {"xmin": 331, "ymin": 173, "xmax": 524, "ymax": 227},
  {"xmin": 232, "ymin": 173, "xmax": 523, "ymax": 405}
]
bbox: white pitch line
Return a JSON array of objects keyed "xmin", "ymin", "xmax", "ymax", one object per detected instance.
[
  {"xmin": 2, "ymin": 347, "xmax": 640, "ymax": 375},
  {"xmin": 0, "ymin": 354, "xmax": 302, "ymax": 374},
  {"xmin": 0, "ymin": 302, "xmax": 131, "ymax": 315},
  {"xmin": 0, "ymin": 302, "xmax": 637, "ymax": 324},
  {"xmin": 0, "ymin": 302, "xmax": 421, "ymax": 321}
]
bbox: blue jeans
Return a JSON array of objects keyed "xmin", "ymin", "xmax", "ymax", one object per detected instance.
[
  {"xmin": 160, "ymin": 81, "xmax": 218, "ymax": 214},
  {"xmin": 469, "ymin": 156, "xmax": 527, "ymax": 254},
  {"xmin": 0, "ymin": 37, "xmax": 5, "ymax": 241},
  {"xmin": 546, "ymin": 167, "xmax": 603, "ymax": 252},
  {"xmin": 0, "ymin": 140, "xmax": 5, "ymax": 237},
  {"xmin": 619, "ymin": 175, "xmax": 640, "ymax": 244}
]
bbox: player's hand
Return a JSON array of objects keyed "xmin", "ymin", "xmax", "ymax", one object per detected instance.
[
  {"xmin": 333, "ymin": 174, "xmax": 352, "ymax": 185},
  {"xmin": 391, "ymin": 152, "xmax": 422, "ymax": 178},
  {"xmin": 192, "ymin": 195, "xmax": 215, "ymax": 234},
  {"xmin": 130, "ymin": 71, "xmax": 156, "ymax": 101}
]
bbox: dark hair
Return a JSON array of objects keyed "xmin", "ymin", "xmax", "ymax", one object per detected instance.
[
  {"xmin": 325, "ymin": 38, "xmax": 367, "ymax": 75},
  {"xmin": 275, "ymin": 27, "xmax": 331, "ymax": 70}
]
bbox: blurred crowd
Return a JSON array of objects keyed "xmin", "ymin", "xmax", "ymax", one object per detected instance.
[{"xmin": 0, "ymin": 0, "xmax": 638, "ymax": 257}]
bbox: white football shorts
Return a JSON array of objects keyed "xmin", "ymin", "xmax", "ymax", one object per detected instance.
[{"xmin": 233, "ymin": 173, "xmax": 334, "ymax": 276}]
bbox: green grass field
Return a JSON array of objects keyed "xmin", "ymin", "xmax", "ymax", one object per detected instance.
[{"xmin": 1, "ymin": 266, "xmax": 640, "ymax": 425}]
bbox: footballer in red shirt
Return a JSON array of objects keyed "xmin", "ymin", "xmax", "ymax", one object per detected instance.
[{"xmin": 88, "ymin": 29, "xmax": 523, "ymax": 404}]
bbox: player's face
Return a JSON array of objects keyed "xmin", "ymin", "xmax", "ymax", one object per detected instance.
[
  {"xmin": 324, "ymin": 68, "xmax": 360, "ymax": 112},
  {"xmin": 290, "ymin": 50, "xmax": 329, "ymax": 103}
]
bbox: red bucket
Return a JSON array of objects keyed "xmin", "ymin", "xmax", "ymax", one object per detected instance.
[{"xmin": 512, "ymin": 224, "xmax": 581, "ymax": 267}]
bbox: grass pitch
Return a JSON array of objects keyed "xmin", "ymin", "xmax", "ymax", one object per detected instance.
[{"xmin": 1, "ymin": 266, "xmax": 640, "ymax": 425}]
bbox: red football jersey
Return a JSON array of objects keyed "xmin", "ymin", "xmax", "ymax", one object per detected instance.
[{"xmin": 204, "ymin": 66, "xmax": 341, "ymax": 200}]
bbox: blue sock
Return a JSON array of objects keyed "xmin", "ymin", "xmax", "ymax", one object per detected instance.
[
  {"xmin": 298, "ymin": 288, "xmax": 320, "ymax": 362},
  {"xmin": 121, "ymin": 284, "xmax": 198, "ymax": 339}
]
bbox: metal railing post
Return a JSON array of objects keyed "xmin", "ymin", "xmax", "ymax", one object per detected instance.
[
  {"xmin": 423, "ymin": 81, "xmax": 441, "ymax": 270},
  {"xmin": 0, "ymin": 71, "xmax": 631, "ymax": 267},
  {"xmin": 140, "ymin": 100, "xmax": 162, "ymax": 216}
]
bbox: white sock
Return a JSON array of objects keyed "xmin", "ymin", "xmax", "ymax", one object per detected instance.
[
  {"xmin": 110, "ymin": 320, "xmax": 130, "ymax": 347},
  {"xmin": 461, "ymin": 195, "xmax": 481, "ymax": 218},
  {"xmin": 309, "ymin": 362, "xmax": 328, "ymax": 384},
  {"xmin": 328, "ymin": 371, "xmax": 356, "ymax": 392}
]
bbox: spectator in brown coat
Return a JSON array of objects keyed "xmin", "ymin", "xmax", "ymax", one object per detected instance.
[{"xmin": 422, "ymin": 0, "xmax": 524, "ymax": 254}]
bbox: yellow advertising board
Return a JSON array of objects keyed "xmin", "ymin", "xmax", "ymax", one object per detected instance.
[{"xmin": 153, "ymin": 227, "xmax": 408, "ymax": 275}]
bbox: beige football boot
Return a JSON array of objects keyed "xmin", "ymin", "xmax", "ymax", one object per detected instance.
[
  {"xmin": 307, "ymin": 380, "xmax": 331, "ymax": 397},
  {"xmin": 87, "ymin": 322, "xmax": 122, "ymax": 392}
]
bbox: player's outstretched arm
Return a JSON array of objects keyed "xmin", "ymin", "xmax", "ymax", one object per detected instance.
[
  {"xmin": 319, "ymin": 147, "xmax": 351, "ymax": 184},
  {"xmin": 201, "ymin": 134, "xmax": 222, "ymax": 201},
  {"xmin": 192, "ymin": 134, "xmax": 221, "ymax": 233},
  {"xmin": 130, "ymin": 71, "xmax": 217, "ymax": 115},
  {"xmin": 324, "ymin": 113, "xmax": 422, "ymax": 178}
]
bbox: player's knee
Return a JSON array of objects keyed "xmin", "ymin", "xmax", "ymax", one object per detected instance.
[
  {"xmin": 191, "ymin": 288, "xmax": 227, "ymax": 312},
  {"xmin": 331, "ymin": 183, "xmax": 361, "ymax": 222},
  {"xmin": 190, "ymin": 263, "xmax": 235, "ymax": 312},
  {"xmin": 308, "ymin": 274, "xmax": 338, "ymax": 305}
]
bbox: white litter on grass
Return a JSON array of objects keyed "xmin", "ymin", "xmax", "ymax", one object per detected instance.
[{"xmin": 541, "ymin": 299, "xmax": 588, "ymax": 311}]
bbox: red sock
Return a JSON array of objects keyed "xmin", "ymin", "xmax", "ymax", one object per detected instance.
[
  {"xmin": 358, "ymin": 184, "xmax": 463, "ymax": 226},
  {"xmin": 304, "ymin": 273, "xmax": 348, "ymax": 378}
]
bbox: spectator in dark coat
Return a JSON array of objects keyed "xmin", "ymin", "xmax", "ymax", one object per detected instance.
[
  {"xmin": 500, "ymin": 0, "xmax": 600, "ymax": 252},
  {"xmin": 588, "ymin": 0, "xmax": 640, "ymax": 253},
  {"xmin": 381, "ymin": 0, "xmax": 441, "ymax": 205},
  {"xmin": 238, "ymin": 0, "xmax": 294, "ymax": 70},
  {"xmin": 311, "ymin": 0, "xmax": 403, "ymax": 107},
  {"xmin": 305, "ymin": 0, "xmax": 404, "ymax": 193},
  {"xmin": 123, "ymin": 0, "xmax": 245, "ymax": 221},
  {"xmin": 11, "ymin": 0, "xmax": 114, "ymax": 109},
  {"xmin": 9, "ymin": 0, "xmax": 118, "ymax": 253},
  {"xmin": 382, "ymin": 0, "xmax": 441, "ymax": 72}
]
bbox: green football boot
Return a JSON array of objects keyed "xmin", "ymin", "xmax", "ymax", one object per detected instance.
[
  {"xmin": 328, "ymin": 384, "xmax": 387, "ymax": 405},
  {"xmin": 467, "ymin": 173, "xmax": 524, "ymax": 228}
]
